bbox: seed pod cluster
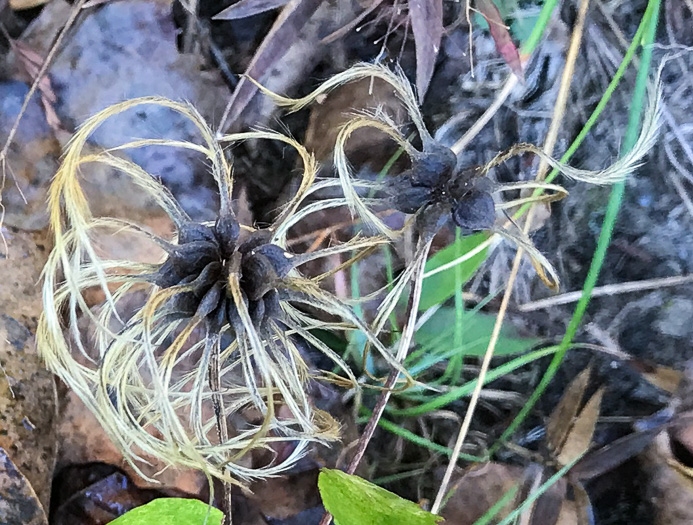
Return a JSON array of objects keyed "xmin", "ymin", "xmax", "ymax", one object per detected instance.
[
  {"xmin": 154, "ymin": 213, "xmax": 293, "ymax": 331},
  {"xmin": 386, "ymin": 143, "xmax": 496, "ymax": 234},
  {"xmin": 38, "ymin": 97, "xmax": 393, "ymax": 483}
]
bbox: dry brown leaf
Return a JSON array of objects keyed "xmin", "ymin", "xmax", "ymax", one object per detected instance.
[
  {"xmin": 642, "ymin": 430, "xmax": 693, "ymax": 525},
  {"xmin": 11, "ymin": 40, "xmax": 63, "ymax": 132},
  {"xmin": 303, "ymin": 77, "xmax": 407, "ymax": 163},
  {"xmin": 623, "ymin": 355, "xmax": 683, "ymax": 394},
  {"xmin": 440, "ymin": 462, "xmax": 582, "ymax": 525},
  {"xmin": 214, "ymin": 0, "xmax": 291, "ymax": 20},
  {"xmin": 440, "ymin": 462, "xmax": 522, "ymax": 524},
  {"xmin": 557, "ymin": 388, "xmax": 604, "ymax": 467},
  {"xmin": 0, "ymin": 447, "xmax": 48, "ymax": 525},
  {"xmin": 637, "ymin": 361, "xmax": 693, "ymax": 524},
  {"xmin": 57, "ymin": 390, "xmax": 209, "ymax": 495},
  {"xmin": 409, "ymin": 0, "xmax": 443, "ymax": 99},
  {"xmin": 476, "ymin": 0, "xmax": 524, "ymax": 81},
  {"xmin": 216, "ymin": 0, "xmax": 324, "ymax": 129},
  {"xmin": 546, "ymin": 367, "xmax": 592, "ymax": 458},
  {"xmin": 523, "ymin": 470, "xmax": 566, "ymax": 525},
  {"xmin": 572, "ymin": 423, "xmax": 663, "ymax": 481},
  {"xmin": 249, "ymin": 469, "xmax": 320, "ymax": 519}
]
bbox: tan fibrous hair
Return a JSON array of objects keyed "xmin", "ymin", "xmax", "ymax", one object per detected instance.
[{"xmin": 37, "ymin": 97, "xmax": 401, "ymax": 484}]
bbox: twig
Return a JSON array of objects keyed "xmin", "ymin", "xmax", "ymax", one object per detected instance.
[
  {"xmin": 450, "ymin": 74, "xmax": 519, "ymax": 155},
  {"xmin": 431, "ymin": 0, "xmax": 591, "ymax": 512},
  {"xmin": 208, "ymin": 335, "xmax": 233, "ymax": 525},
  {"xmin": 318, "ymin": 237, "xmax": 432, "ymax": 525},
  {"xmin": 518, "ymin": 274, "xmax": 693, "ymax": 312},
  {"xmin": 183, "ymin": 0, "xmax": 200, "ymax": 54}
]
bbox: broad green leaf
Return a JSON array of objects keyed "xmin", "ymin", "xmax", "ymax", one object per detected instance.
[
  {"xmin": 110, "ymin": 498, "xmax": 223, "ymax": 525},
  {"xmin": 420, "ymin": 233, "xmax": 488, "ymax": 311},
  {"xmin": 319, "ymin": 469, "xmax": 442, "ymax": 525},
  {"xmin": 416, "ymin": 307, "xmax": 540, "ymax": 357}
]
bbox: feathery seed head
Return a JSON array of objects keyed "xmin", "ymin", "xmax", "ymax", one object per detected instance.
[{"xmin": 37, "ymin": 97, "xmax": 387, "ymax": 484}]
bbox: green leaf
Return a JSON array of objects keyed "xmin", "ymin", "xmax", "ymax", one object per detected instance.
[
  {"xmin": 319, "ymin": 469, "xmax": 442, "ymax": 525},
  {"xmin": 416, "ymin": 307, "xmax": 540, "ymax": 357},
  {"xmin": 110, "ymin": 498, "xmax": 224, "ymax": 525},
  {"xmin": 420, "ymin": 233, "xmax": 488, "ymax": 311}
]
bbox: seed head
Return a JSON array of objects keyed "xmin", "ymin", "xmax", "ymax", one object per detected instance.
[{"xmin": 37, "ymin": 97, "xmax": 392, "ymax": 483}]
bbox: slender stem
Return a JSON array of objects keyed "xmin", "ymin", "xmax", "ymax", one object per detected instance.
[
  {"xmin": 520, "ymin": 0, "xmax": 560, "ymax": 55},
  {"xmin": 430, "ymin": 246, "xmax": 523, "ymax": 513},
  {"xmin": 318, "ymin": 237, "xmax": 432, "ymax": 525},
  {"xmin": 432, "ymin": 0, "xmax": 592, "ymax": 511},
  {"xmin": 208, "ymin": 334, "xmax": 233, "ymax": 525},
  {"xmin": 518, "ymin": 274, "xmax": 693, "ymax": 312}
]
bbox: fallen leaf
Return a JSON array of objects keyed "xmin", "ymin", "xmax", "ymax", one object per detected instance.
[
  {"xmin": 628, "ymin": 357, "xmax": 683, "ymax": 394},
  {"xmin": 215, "ymin": 0, "xmax": 324, "ymax": 130},
  {"xmin": 303, "ymin": 76, "xmax": 407, "ymax": 164},
  {"xmin": 319, "ymin": 468, "xmax": 442, "ymax": 525},
  {"xmin": 572, "ymin": 424, "xmax": 663, "ymax": 481},
  {"xmin": 476, "ymin": 0, "xmax": 524, "ymax": 81},
  {"xmin": 214, "ymin": 0, "xmax": 291, "ymax": 20},
  {"xmin": 0, "ymin": 446, "xmax": 48, "ymax": 525},
  {"xmin": 249, "ymin": 469, "xmax": 320, "ymax": 520},
  {"xmin": 520, "ymin": 468, "xmax": 567, "ymax": 525},
  {"xmin": 56, "ymin": 370, "xmax": 209, "ymax": 495},
  {"xmin": 409, "ymin": 0, "xmax": 443, "ymax": 99},
  {"xmin": 414, "ymin": 308, "xmax": 541, "ymax": 358},
  {"xmin": 52, "ymin": 467, "xmax": 188, "ymax": 525},
  {"xmin": 546, "ymin": 367, "xmax": 591, "ymax": 459},
  {"xmin": 633, "ymin": 362, "xmax": 693, "ymax": 524},
  {"xmin": 419, "ymin": 232, "xmax": 489, "ymax": 310},
  {"xmin": 642, "ymin": 430, "xmax": 693, "ymax": 525},
  {"xmin": 556, "ymin": 388, "xmax": 604, "ymax": 467},
  {"xmin": 440, "ymin": 463, "xmax": 521, "ymax": 524},
  {"xmin": 11, "ymin": 39, "xmax": 63, "ymax": 132}
]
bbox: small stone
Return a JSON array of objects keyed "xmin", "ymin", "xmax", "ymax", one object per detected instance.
[{"xmin": 655, "ymin": 297, "xmax": 693, "ymax": 339}]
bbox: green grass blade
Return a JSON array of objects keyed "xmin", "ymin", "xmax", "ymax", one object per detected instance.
[
  {"xmin": 390, "ymin": 346, "xmax": 559, "ymax": 417},
  {"xmin": 493, "ymin": 0, "xmax": 662, "ymax": 452}
]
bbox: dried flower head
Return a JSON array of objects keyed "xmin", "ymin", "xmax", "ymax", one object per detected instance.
[
  {"xmin": 252, "ymin": 63, "xmax": 662, "ymax": 291},
  {"xmin": 37, "ymin": 97, "xmax": 398, "ymax": 483}
]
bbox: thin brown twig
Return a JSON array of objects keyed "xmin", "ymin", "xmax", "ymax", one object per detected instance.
[
  {"xmin": 518, "ymin": 274, "xmax": 693, "ymax": 312},
  {"xmin": 431, "ymin": 0, "xmax": 592, "ymax": 512},
  {"xmin": 450, "ymin": 74, "xmax": 519, "ymax": 155},
  {"xmin": 318, "ymin": 237, "xmax": 432, "ymax": 525},
  {"xmin": 208, "ymin": 336, "xmax": 233, "ymax": 525},
  {"xmin": 183, "ymin": 0, "xmax": 200, "ymax": 54}
]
